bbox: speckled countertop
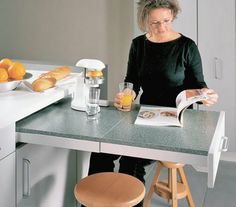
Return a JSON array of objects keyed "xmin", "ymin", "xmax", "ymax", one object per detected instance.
[{"xmin": 16, "ymin": 97, "xmax": 220, "ymax": 156}]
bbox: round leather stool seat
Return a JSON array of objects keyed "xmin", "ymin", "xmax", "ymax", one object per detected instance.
[{"xmin": 74, "ymin": 172, "xmax": 146, "ymax": 207}]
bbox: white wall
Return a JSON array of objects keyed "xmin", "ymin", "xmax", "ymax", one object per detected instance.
[{"xmin": 0, "ymin": 0, "xmax": 134, "ymax": 100}]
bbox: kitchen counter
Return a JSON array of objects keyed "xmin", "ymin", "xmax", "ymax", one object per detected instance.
[
  {"xmin": 16, "ymin": 97, "xmax": 226, "ymax": 188},
  {"xmin": 0, "ymin": 62, "xmax": 77, "ymax": 165},
  {"xmin": 0, "ymin": 64, "xmax": 77, "ymax": 129}
]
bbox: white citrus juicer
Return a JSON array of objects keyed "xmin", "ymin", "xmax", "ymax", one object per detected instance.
[{"xmin": 71, "ymin": 59, "xmax": 105, "ymax": 111}]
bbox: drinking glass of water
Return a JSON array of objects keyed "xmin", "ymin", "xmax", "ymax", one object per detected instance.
[{"xmin": 86, "ymin": 87, "xmax": 100, "ymax": 120}]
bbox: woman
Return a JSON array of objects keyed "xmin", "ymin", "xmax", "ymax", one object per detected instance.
[
  {"xmin": 87, "ymin": 1, "xmax": 218, "ymax": 206},
  {"xmin": 115, "ymin": 0, "xmax": 218, "ymax": 108}
]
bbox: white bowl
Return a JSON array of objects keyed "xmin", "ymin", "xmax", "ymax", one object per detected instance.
[{"xmin": 0, "ymin": 73, "xmax": 32, "ymax": 92}]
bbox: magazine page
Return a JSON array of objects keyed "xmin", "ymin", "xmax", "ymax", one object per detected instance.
[
  {"xmin": 134, "ymin": 90, "xmax": 208, "ymax": 127},
  {"xmin": 176, "ymin": 89, "xmax": 208, "ymax": 118},
  {"xmin": 134, "ymin": 106, "xmax": 181, "ymax": 127}
]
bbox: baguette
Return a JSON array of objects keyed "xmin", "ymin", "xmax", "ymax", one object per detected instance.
[
  {"xmin": 32, "ymin": 77, "xmax": 57, "ymax": 92},
  {"xmin": 39, "ymin": 66, "xmax": 71, "ymax": 80}
]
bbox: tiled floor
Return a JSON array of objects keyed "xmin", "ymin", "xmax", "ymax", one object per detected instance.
[{"xmin": 145, "ymin": 161, "xmax": 236, "ymax": 207}]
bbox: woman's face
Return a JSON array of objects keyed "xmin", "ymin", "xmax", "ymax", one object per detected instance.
[{"xmin": 148, "ymin": 8, "xmax": 174, "ymax": 36}]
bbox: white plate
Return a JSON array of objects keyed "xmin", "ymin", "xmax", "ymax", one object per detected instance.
[{"xmin": 0, "ymin": 73, "xmax": 33, "ymax": 92}]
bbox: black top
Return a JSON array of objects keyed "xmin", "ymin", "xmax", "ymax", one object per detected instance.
[{"xmin": 125, "ymin": 34, "xmax": 207, "ymax": 107}]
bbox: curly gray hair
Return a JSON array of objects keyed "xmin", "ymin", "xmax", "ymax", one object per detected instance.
[{"xmin": 137, "ymin": 0, "xmax": 181, "ymax": 32}]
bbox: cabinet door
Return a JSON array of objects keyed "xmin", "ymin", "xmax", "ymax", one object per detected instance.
[
  {"xmin": 16, "ymin": 144, "xmax": 77, "ymax": 207},
  {"xmin": 0, "ymin": 152, "xmax": 15, "ymax": 207},
  {"xmin": 198, "ymin": 0, "xmax": 236, "ymax": 151}
]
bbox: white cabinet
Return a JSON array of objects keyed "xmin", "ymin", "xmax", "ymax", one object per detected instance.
[
  {"xmin": 174, "ymin": 0, "xmax": 236, "ymax": 152},
  {"xmin": 16, "ymin": 144, "xmax": 77, "ymax": 207},
  {"xmin": 0, "ymin": 124, "xmax": 15, "ymax": 160},
  {"xmin": 0, "ymin": 152, "xmax": 15, "ymax": 207},
  {"xmin": 198, "ymin": 0, "xmax": 236, "ymax": 152},
  {"xmin": 175, "ymin": 0, "xmax": 236, "ymax": 152},
  {"xmin": 0, "ymin": 123, "xmax": 16, "ymax": 207}
]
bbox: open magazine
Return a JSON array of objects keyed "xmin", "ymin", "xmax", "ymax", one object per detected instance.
[{"xmin": 134, "ymin": 89, "xmax": 209, "ymax": 127}]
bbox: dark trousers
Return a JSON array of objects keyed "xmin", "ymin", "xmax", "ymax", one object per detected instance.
[{"xmin": 81, "ymin": 152, "xmax": 153, "ymax": 207}]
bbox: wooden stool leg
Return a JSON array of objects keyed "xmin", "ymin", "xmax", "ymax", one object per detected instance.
[
  {"xmin": 143, "ymin": 163, "xmax": 162, "ymax": 207},
  {"xmin": 178, "ymin": 167, "xmax": 195, "ymax": 207},
  {"xmin": 168, "ymin": 168, "xmax": 172, "ymax": 204},
  {"xmin": 171, "ymin": 168, "xmax": 178, "ymax": 207}
]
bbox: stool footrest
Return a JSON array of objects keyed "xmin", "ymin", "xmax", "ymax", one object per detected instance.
[
  {"xmin": 155, "ymin": 181, "xmax": 171, "ymax": 193},
  {"xmin": 155, "ymin": 180, "xmax": 188, "ymax": 200}
]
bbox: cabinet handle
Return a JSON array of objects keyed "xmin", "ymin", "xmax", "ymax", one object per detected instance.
[
  {"xmin": 220, "ymin": 136, "xmax": 229, "ymax": 152},
  {"xmin": 23, "ymin": 158, "xmax": 31, "ymax": 198},
  {"xmin": 214, "ymin": 57, "xmax": 223, "ymax": 80}
]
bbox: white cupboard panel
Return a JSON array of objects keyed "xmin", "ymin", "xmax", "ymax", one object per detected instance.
[
  {"xmin": 0, "ymin": 152, "xmax": 15, "ymax": 207},
  {"xmin": 0, "ymin": 123, "xmax": 15, "ymax": 160},
  {"xmin": 16, "ymin": 144, "xmax": 77, "ymax": 207},
  {"xmin": 198, "ymin": 0, "xmax": 236, "ymax": 152}
]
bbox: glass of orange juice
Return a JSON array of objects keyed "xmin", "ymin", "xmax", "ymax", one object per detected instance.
[{"xmin": 119, "ymin": 82, "xmax": 133, "ymax": 111}]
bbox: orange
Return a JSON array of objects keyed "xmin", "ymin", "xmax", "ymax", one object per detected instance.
[
  {"xmin": 8, "ymin": 62, "xmax": 26, "ymax": 80},
  {"xmin": 0, "ymin": 58, "xmax": 13, "ymax": 70},
  {"xmin": 86, "ymin": 70, "xmax": 103, "ymax": 78},
  {"xmin": 0, "ymin": 68, "xmax": 9, "ymax": 82}
]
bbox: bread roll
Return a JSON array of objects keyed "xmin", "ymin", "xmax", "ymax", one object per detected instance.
[
  {"xmin": 32, "ymin": 77, "xmax": 56, "ymax": 92},
  {"xmin": 39, "ymin": 66, "xmax": 71, "ymax": 80}
]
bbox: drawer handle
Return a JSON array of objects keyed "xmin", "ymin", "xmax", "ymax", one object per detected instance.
[
  {"xmin": 23, "ymin": 158, "xmax": 31, "ymax": 198},
  {"xmin": 220, "ymin": 136, "xmax": 229, "ymax": 152}
]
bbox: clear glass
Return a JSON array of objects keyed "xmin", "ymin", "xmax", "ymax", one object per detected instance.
[
  {"xmin": 86, "ymin": 87, "xmax": 100, "ymax": 120},
  {"xmin": 119, "ymin": 82, "xmax": 133, "ymax": 111}
]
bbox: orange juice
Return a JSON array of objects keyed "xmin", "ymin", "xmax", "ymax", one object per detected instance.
[
  {"xmin": 121, "ymin": 94, "xmax": 133, "ymax": 111},
  {"xmin": 122, "ymin": 94, "xmax": 132, "ymax": 106},
  {"xmin": 119, "ymin": 82, "xmax": 133, "ymax": 111}
]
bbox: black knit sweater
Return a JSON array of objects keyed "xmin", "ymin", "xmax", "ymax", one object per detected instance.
[{"xmin": 124, "ymin": 34, "xmax": 207, "ymax": 107}]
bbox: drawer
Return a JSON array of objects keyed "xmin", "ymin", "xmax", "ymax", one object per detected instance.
[
  {"xmin": 0, "ymin": 123, "xmax": 15, "ymax": 160},
  {"xmin": 208, "ymin": 111, "xmax": 227, "ymax": 188}
]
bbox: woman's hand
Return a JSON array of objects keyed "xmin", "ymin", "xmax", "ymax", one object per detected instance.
[
  {"xmin": 200, "ymin": 88, "xmax": 219, "ymax": 106},
  {"xmin": 114, "ymin": 92, "xmax": 124, "ymax": 110},
  {"xmin": 114, "ymin": 90, "xmax": 136, "ymax": 111}
]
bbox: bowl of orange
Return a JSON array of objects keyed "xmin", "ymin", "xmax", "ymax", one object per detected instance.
[
  {"xmin": 0, "ymin": 58, "xmax": 32, "ymax": 92},
  {"xmin": 0, "ymin": 73, "xmax": 32, "ymax": 92}
]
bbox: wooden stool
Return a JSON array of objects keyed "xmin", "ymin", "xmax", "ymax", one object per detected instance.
[
  {"xmin": 144, "ymin": 161, "xmax": 195, "ymax": 207},
  {"xmin": 74, "ymin": 172, "xmax": 146, "ymax": 207}
]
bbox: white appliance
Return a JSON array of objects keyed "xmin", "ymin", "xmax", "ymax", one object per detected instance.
[{"xmin": 71, "ymin": 59, "xmax": 106, "ymax": 111}]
